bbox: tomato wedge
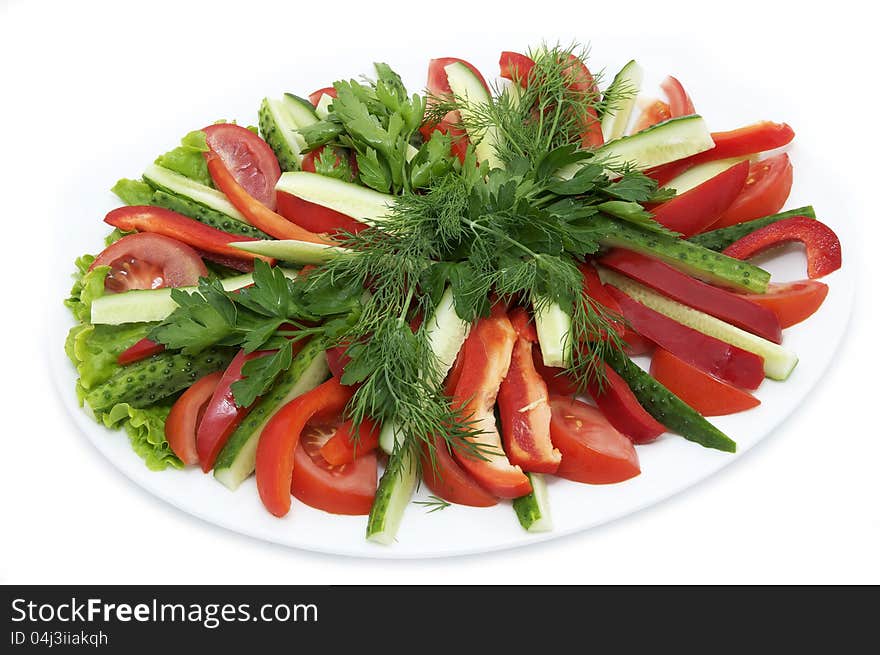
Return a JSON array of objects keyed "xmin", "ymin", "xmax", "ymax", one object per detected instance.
[
  {"xmin": 90, "ymin": 232, "xmax": 208, "ymax": 292},
  {"xmin": 647, "ymin": 122, "xmax": 795, "ymax": 187},
  {"xmin": 276, "ymin": 188, "xmax": 368, "ymax": 235},
  {"xmin": 308, "ymin": 87, "xmax": 337, "ymax": 107},
  {"xmin": 599, "ymin": 249, "xmax": 782, "ymax": 343},
  {"xmin": 737, "ymin": 280, "xmax": 829, "ymax": 328},
  {"xmin": 103, "ymin": 206, "xmax": 271, "ymax": 270},
  {"xmin": 606, "ymin": 285, "xmax": 765, "ymax": 390},
  {"xmin": 586, "ymin": 363, "xmax": 665, "ymax": 444},
  {"xmin": 202, "ymin": 124, "xmax": 281, "ymax": 210},
  {"xmin": 651, "ymin": 160, "xmax": 749, "ymax": 236},
  {"xmin": 710, "ymin": 153, "xmax": 794, "ymax": 228},
  {"xmin": 165, "ymin": 371, "xmax": 223, "ymax": 465},
  {"xmin": 196, "ymin": 349, "xmax": 270, "ymax": 472},
  {"xmin": 451, "ymin": 304, "xmax": 532, "ymax": 498},
  {"xmin": 205, "ymin": 153, "xmax": 333, "ymax": 244},
  {"xmin": 318, "ymin": 417, "xmax": 380, "ymax": 466},
  {"xmin": 499, "ymin": 51, "xmax": 535, "ymax": 86},
  {"xmin": 549, "ymin": 397, "xmax": 640, "ymax": 484},
  {"xmin": 292, "ymin": 423, "xmax": 377, "ymax": 516},
  {"xmin": 117, "ymin": 338, "xmax": 165, "ymax": 365},
  {"xmin": 722, "ymin": 216, "xmax": 842, "ymax": 279},
  {"xmin": 256, "ymin": 378, "xmax": 354, "ymax": 517},
  {"xmin": 632, "ymin": 99, "xmax": 671, "ymax": 133},
  {"xmin": 661, "ymin": 76, "xmax": 696, "ymax": 117},
  {"xmin": 650, "ymin": 348, "xmax": 760, "ymax": 416}
]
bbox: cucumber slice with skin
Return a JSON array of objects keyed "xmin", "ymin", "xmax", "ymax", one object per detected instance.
[
  {"xmin": 687, "ymin": 206, "xmax": 816, "ymax": 252},
  {"xmin": 366, "ymin": 448, "xmax": 419, "ymax": 545},
  {"xmin": 151, "ymin": 190, "xmax": 270, "ymax": 239},
  {"xmin": 513, "ymin": 473, "xmax": 553, "ymax": 532},
  {"xmin": 533, "ymin": 298, "xmax": 571, "ymax": 368},
  {"xmin": 143, "ymin": 164, "xmax": 248, "ymax": 223},
  {"xmin": 599, "ymin": 268, "xmax": 798, "ymax": 380},
  {"xmin": 444, "ymin": 61, "xmax": 503, "ymax": 170},
  {"xmin": 559, "ymin": 115, "xmax": 714, "ymax": 180},
  {"xmin": 282, "ymin": 93, "xmax": 320, "ymax": 126},
  {"xmin": 231, "ymin": 239, "xmax": 350, "ymax": 265},
  {"xmin": 313, "ymin": 93, "xmax": 334, "ymax": 120},
  {"xmin": 378, "ymin": 287, "xmax": 471, "ymax": 454},
  {"xmin": 259, "ymin": 98, "xmax": 307, "ymax": 171},
  {"xmin": 213, "ymin": 341, "xmax": 329, "ymax": 490},
  {"xmin": 275, "ymin": 171, "xmax": 393, "ymax": 225},
  {"xmin": 600, "ymin": 60, "xmax": 643, "ymax": 142},
  {"xmin": 665, "ymin": 156, "xmax": 750, "ymax": 195},
  {"xmin": 90, "ymin": 273, "xmax": 257, "ymax": 325},
  {"xmin": 593, "ymin": 215, "xmax": 770, "ymax": 293}
]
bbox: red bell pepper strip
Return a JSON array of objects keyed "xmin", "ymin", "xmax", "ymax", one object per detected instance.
[
  {"xmin": 580, "ymin": 261, "xmax": 651, "ymax": 354},
  {"xmin": 650, "ymin": 348, "xmax": 760, "ymax": 416},
  {"xmin": 599, "ymin": 250, "xmax": 782, "ymax": 343},
  {"xmin": 276, "ymin": 189, "xmax": 368, "ymax": 236},
  {"xmin": 606, "ymin": 286, "xmax": 765, "ymax": 390},
  {"xmin": 723, "ymin": 216, "xmax": 842, "ymax": 279},
  {"xmin": 661, "ymin": 76, "xmax": 696, "ymax": 117},
  {"xmin": 256, "ymin": 378, "xmax": 354, "ymax": 517},
  {"xmin": 647, "ymin": 121, "xmax": 795, "ymax": 186},
  {"xmin": 117, "ymin": 338, "xmax": 165, "ymax": 365},
  {"xmin": 205, "ymin": 153, "xmax": 334, "ymax": 244},
  {"xmin": 650, "ymin": 160, "xmax": 750, "ymax": 236},
  {"xmin": 531, "ymin": 348, "xmax": 579, "ymax": 396},
  {"xmin": 586, "ymin": 363, "xmax": 665, "ymax": 444},
  {"xmin": 498, "ymin": 331, "xmax": 561, "ymax": 474},
  {"xmin": 508, "ymin": 306, "xmax": 538, "ymax": 342},
  {"xmin": 196, "ymin": 349, "xmax": 272, "ymax": 472},
  {"xmin": 451, "ymin": 304, "xmax": 532, "ymax": 498},
  {"xmin": 736, "ymin": 280, "xmax": 829, "ymax": 329},
  {"xmin": 420, "ymin": 436, "xmax": 499, "ymax": 507},
  {"xmin": 104, "ymin": 206, "xmax": 274, "ymax": 267},
  {"xmin": 318, "ymin": 417, "xmax": 380, "ymax": 466}
]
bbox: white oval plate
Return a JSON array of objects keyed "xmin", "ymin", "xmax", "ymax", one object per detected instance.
[{"xmin": 49, "ymin": 37, "xmax": 855, "ymax": 558}]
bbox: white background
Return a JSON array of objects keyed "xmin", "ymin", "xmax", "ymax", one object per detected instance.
[{"xmin": 2, "ymin": 0, "xmax": 878, "ymax": 583}]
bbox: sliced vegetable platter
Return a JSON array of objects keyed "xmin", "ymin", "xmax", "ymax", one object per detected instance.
[{"xmin": 51, "ymin": 38, "xmax": 853, "ymax": 557}]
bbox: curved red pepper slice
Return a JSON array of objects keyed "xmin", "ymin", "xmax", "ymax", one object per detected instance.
[
  {"xmin": 650, "ymin": 160, "xmax": 750, "ymax": 236},
  {"xmin": 256, "ymin": 378, "xmax": 354, "ymax": 517},
  {"xmin": 647, "ymin": 121, "xmax": 795, "ymax": 187},
  {"xmin": 104, "ymin": 206, "xmax": 273, "ymax": 268},
  {"xmin": 420, "ymin": 436, "xmax": 499, "ymax": 507},
  {"xmin": 586, "ymin": 363, "xmax": 665, "ymax": 444},
  {"xmin": 196, "ymin": 349, "xmax": 273, "ymax": 472},
  {"xmin": 606, "ymin": 286, "xmax": 765, "ymax": 390},
  {"xmin": 499, "ymin": 51, "xmax": 535, "ymax": 87},
  {"xmin": 599, "ymin": 250, "xmax": 782, "ymax": 343},
  {"xmin": 723, "ymin": 216, "xmax": 842, "ymax": 279},
  {"xmin": 117, "ymin": 338, "xmax": 165, "ymax": 365},
  {"xmin": 318, "ymin": 417, "xmax": 380, "ymax": 466}
]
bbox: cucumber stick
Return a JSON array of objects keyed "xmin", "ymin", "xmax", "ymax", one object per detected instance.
[
  {"xmin": 366, "ymin": 448, "xmax": 419, "ymax": 545},
  {"xmin": 600, "ymin": 60, "xmax": 643, "ymax": 142},
  {"xmin": 143, "ymin": 164, "xmax": 248, "ymax": 224},
  {"xmin": 213, "ymin": 340, "xmax": 329, "ymax": 490},
  {"xmin": 513, "ymin": 473, "xmax": 553, "ymax": 532},
  {"xmin": 275, "ymin": 171, "xmax": 393, "ymax": 225},
  {"xmin": 533, "ymin": 299, "xmax": 571, "ymax": 368},
  {"xmin": 90, "ymin": 273, "xmax": 257, "ymax": 325},
  {"xmin": 231, "ymin": 239, "xmax": 350, "ymax": 265},
  {"xmin": 559, "ymin": 115, "xmax": 713, "ymax": 180},
  {"xmin": 444, "ymin": 61, "xmax": 503, "ymax": 170},
  {"xmin": 378, "ymin": 287, "xmax": 471, "ymax": 454},
  {"xmin": 599, "ymin": 269, "xmax": 798, "ymax": 380}
]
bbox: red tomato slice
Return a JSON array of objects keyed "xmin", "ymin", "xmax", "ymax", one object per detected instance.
[
  {"xmin": 202, "ymin": 124, "xmax": 281, "ymax": 210},
  {"xmin": 427, "ymin": 57, "xmax": 490, "ymax": 95},
  {"xmin": 549, "ymin": 396, "xmax": 640, "ymax": 484},
  {"xmin": 633, "ymin": 99, "xmax": 671, "ymax": 133},
  {"xmin": 291, "ymin": 423, "xmax": 377, "ymax": 516},
  {"xmin": 499, "ymin": 51, "xmax": 535, "ymax": 87},
  {"xmin": 650, "ymin": 348, "xmax": 760, "ymax": 416},
  {"xmin": 275, "ymin": 189, "xmax": 368, "ymax": 236},
  {"xmin": 165, "ymin": 371, "xmax": 224, "ymax": 466},
  {"xmin": 318, "ymin": 418, "xmax": 380, "ymax": 466},
  {"xmin": 117, "ymin": 338, "xmax": 165, "ymax": 365},
  {"xmin": 710, "ymin": 154, "xmax": 794, "ymax": 228},
  {"xmin": 660, "ymin": 76, "xmax": 696, "ymax": 117},
  {"xmin": 257, "ymin": 378, "xmax": 354, "ymax": 517},
  {"xmin": 90, "ymin": 232, "xmax": 207, "ymax": 293},
  {"xmin": 420, "ymin": 436, "xmax": 499, "ymax": 507},
  {"xmin": 308, "ymin": 87, "xmax": 337, "ymax": 107},
  {"xmin": 651, "ymin": 160, "xmax": 750, "ymax": 236},
  {"xmin": 737, "ymin": 280, "xmax": 829, "ymax": 328}
]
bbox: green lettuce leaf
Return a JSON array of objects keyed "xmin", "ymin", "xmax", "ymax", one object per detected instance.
[
  {"xmin": 154, "ymin": 129, "xmax": 212, "ymax": 187},
  {"xmin": 98, "ymin": 402, "xmax": 182, "ymax": 471},
  {"xmin": 111, "ymin": 178, "xmax": 154, "ymax": 205},
  {"xmin": 67, "ymin": 322, "xmax": 154, "ymax": 391},
  {"xmin": 64, "ymin": 255, "xmax": 108, "ymax": 323}
]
